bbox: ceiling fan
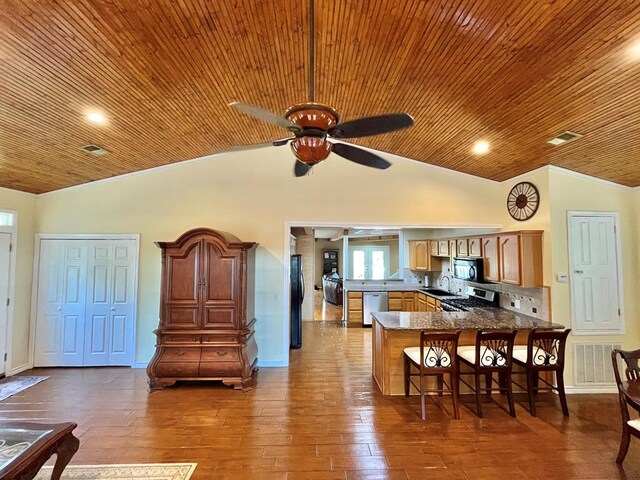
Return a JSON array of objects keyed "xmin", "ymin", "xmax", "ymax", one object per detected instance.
[{"xmin": 226, "ymin": 0, "xmax": 414, "ymax": 177}]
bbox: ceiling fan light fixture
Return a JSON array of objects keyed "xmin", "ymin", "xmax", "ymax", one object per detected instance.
[{"xmin": 290, "ymin": 136, "xmax": 332, "ymax": 165}]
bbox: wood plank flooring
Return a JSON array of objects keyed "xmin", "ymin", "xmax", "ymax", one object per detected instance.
[
  {"xmin": 3, "ymin": 322, "xmax": 639, "ymax": 479},
  {"xmin": 313, "ymin": 290, "xmax": 343, "ymax": 321}
]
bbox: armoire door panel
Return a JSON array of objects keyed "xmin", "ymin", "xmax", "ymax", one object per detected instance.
[
  {"xmin": 166, "ymin": 307, "xmax": 199, "ymax": 328},
  {"xmin": 166, "ymin": 243, "xmax": 200, "ymax": 302},
  {"xmin": 203, "ymin": 307, "xmax": 237, "ymax": 329},
  {"xmin": 204, "ymin": 254, "xmax": 236, "ymax": 302}
]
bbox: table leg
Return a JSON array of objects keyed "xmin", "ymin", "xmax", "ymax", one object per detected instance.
[{"xmin": 51, "ymin": 433, "xmax": 80, "ymax": 480}]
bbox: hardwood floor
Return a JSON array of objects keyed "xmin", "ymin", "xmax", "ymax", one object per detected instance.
[
  {"xmin": 314, "ymin": 290, "xmax": 343, "ymax": 321},
  {"xmin": 4, "ymin": 322, "xmax": 638, "ymax": 479}
]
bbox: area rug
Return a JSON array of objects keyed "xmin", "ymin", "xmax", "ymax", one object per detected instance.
[
  {"xmin": 0, "ymin": 376, "xmax": 48, "ymax": 401},
  {"xmin": 35, "ymin": 463, "xmax": 197, "ymax": 480}
]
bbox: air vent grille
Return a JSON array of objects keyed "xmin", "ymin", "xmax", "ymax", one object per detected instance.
[
  {"xmin": 547, "ymin": 131, "xmax": 582, "ymax": 146},
  {"xmin": 574, "ymin": 343, "xmax": 621, "ymax": 386},
  {"xmin": 81, "ymin": 144, "xmax": 109, "ymax": 157}
]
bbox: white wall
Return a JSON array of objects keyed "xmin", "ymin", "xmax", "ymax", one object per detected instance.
[
  {"xmin": 0, "ymin": 187, "xmax": 37, "ymax": 370},
  {"xmin": 36, "ymin": 148, "xmax": 504, "ymax": 366}
]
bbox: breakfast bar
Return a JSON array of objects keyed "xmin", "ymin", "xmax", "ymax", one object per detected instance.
[{"xmin": 372, "ymin": 309, "xmax": 565, "ymax": 395}]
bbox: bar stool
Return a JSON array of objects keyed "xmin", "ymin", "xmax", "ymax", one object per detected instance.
[
  {"xmin": 457, "ymin": 329, "xmax": 517, "ymax": 418},
  {"xmin": 512, "ymin": 328, "xmax": 571, "ymax": 416},
  {"xmin": 403, "ymin": 330, "xmax": 461, "ymax": 420}
]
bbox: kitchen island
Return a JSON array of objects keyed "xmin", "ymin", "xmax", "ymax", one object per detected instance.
[{"xmin": 372, "ymin": 310, "xmax": 565, "ymax": 395}]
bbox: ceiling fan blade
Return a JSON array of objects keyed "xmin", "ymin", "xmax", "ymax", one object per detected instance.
[
  {"xmin": 331, "ymin": 142, "xmax": 391, "ymax": 170},
  {"xmin": 294, "ymin": 160, "xmax": 312, "ymax": 177},
  {"xmin": 224, "ymin": 138, "xmax": 292, "ymax": 152},
  {"xmin": 329, "ymin": 113, "xmax": 414, "ymax": 138},
  {"xmin": 229, "ymin": 102, "xmax": 300, "ymax": 132}
]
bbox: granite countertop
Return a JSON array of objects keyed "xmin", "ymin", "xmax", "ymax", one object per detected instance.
[{"xmin": 372, "ymin": 309, "xmax": 564, "ymax": 331}]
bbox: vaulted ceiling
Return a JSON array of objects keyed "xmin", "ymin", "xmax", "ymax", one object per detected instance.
[{"xmin": 2, "ymin": 0, "xmax": 640, "ymax": 193}]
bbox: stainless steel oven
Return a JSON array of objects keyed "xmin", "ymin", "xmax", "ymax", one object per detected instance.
[{"xmin": 452, "ymin": 257, "xmax": 484, "ymax": 282}]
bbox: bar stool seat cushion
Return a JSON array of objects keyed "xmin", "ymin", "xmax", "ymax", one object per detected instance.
[
  {"xmin": 627, "ymin": 419, "xmax": 640, "ymax": 432},
  {"xmin": 512, "ymin": 346, "xmax": 557, "ymax": 365},
  {"xmin": 404, "ymin": 347, "xmax": 452, "ymax": 368}
]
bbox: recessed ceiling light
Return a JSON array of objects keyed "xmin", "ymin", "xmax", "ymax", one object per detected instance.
[
  {"xmin": 86, "ymin": 111, "xmax": 106, "ymax": 124},
  {"xmin": 628, "ymin": 41, "xmax": 640, "ymax": 60},
  {"xmin": 472, "ymin": 140, "xmax": 490, "ymax": 155}
]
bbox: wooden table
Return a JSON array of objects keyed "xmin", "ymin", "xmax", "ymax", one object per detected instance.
[
  {"xmin": 372, "ymin": 310, "xmax": 565, "ymax": 395},
  {"xmin": 0, "ymin": 422, "xmax": 79, "ymax": 480}
]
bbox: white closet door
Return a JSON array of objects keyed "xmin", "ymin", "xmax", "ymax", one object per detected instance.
[
  {"xmin": 0, "ymin": 233, "xmax": 11, "ymax": 375},
  {"xmin": 35, "ymin": 240, "xmax": 88, "ymax": 366},
  {"xmin": 59, "ymin": 242, "xmax": 88, "ymax": 366},
  {"xmin": 84, "ymin": 240, "xmax": 136, "ymax": 366},
  {"xmin": 84, "ymin": 241, "xmax": 112, "ymax": 366},
  {"xmin": 108, "ymin": 240, "xmax": 136, "ymax": 365}
]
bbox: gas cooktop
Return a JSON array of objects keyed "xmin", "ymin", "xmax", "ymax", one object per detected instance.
[{"xmin": 439, "ymin": 286, "xmax": 499, "ymax": 312}]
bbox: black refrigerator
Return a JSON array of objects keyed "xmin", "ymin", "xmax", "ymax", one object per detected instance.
[{"xmin": 290, "ymin": 254, "xmax": 304, "ymax": 349}]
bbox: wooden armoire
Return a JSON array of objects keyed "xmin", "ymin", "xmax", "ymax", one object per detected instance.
[{"xmin": 147, "ymin": 228, "xmax": 258, "ymax": 391}]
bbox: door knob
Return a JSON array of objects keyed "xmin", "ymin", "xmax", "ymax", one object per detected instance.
[{"xmin": 574, "ymin": 270, "xmax": 584, "ymax": 274}]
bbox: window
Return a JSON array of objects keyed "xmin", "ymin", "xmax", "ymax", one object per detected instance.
[
  {"xmin": 350, "ymin": 246, "xmax": 390, "ymax": 280},
  {"xmin": 0, "ymin": 211, "xmax": 15, "ymax": 227}
]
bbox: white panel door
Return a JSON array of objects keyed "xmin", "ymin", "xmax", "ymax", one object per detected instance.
[
  {"xmin": 35, "ymin": 240, "xmax": 65, "ymax": 366},
  {"xmin": 569, "ymin": 214, "xmax": 621, "ymax": 332},
  {"xmin": 84, "ymin": 240, "xmax": 136, "ymax": 366},
  {"xmin": 84, "ymin": 241, "xmax": 112, "ymax": 366},
  {"xmin": 0, "ymin": 233, "xmax": 11, "ymax": 375},
  {"xmin": 108, "ymin": 240, "xmax": 136, "ymax": 365},
  {"xmin": 59, "ymin": 241, "xmax": 88, "ymax": 366}
]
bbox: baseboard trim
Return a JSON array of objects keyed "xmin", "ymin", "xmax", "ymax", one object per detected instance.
[
  {"xmin": 8, "ymin": 363, "xmax": 32, "ymax": 375},
  {"xmin": 565, "ymin": 386, "xmax": 617, "ymax": 394}
]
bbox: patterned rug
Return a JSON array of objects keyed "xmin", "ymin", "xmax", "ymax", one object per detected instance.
[
  {"xmin": 0, "ymin": 376, "xmax": 48, "ymax": 402},
  {"xmin": 35, "ymin": 463, "xmax": 197, "ymax": 479}
]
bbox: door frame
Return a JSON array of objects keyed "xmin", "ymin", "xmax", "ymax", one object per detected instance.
[
  {"xmin": 29, "ymin": 233, "xmax": 140, "ymax": 368},
  {"xmin": 0, "ymin": 209, "xmax": 18, "ymax": 375},
  {"xmin": 567, "ymin": 211, "xmax": 625, "ymax": 335}
]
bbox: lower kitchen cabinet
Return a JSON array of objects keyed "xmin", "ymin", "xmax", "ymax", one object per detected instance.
[
  {"xmin": 389, "ymin": 292, "xmax": 403, "ymax": 311},
  {"xmin": 402, "ymin": 292, "xmax": 415, "ymax": 311},
  {"xmin": 347, "ymin": 291, "xmax": 363, "ymax": 325}
]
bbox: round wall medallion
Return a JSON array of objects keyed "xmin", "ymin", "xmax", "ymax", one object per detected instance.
[{"xmin": 507, "ymin": 181, "xmax": 540, "ymax": 221}]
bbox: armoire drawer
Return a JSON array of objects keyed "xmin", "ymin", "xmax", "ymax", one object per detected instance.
[
  {"xmin": 199, "ymin": 362, "xmax": 242, "ymax": 377},
  {"xmin": 155, "ymin": 363, "xmax": 199, "ymax": 377},
  {"xmin": 201, "ymin": 347, "xmax": 240, "ymax": 362},
  {"xmin": 202, "ymin": 334, "xmax": 238, "ymax": 344},
  {"xmin": 159, "ymin": 347, "xmax": 201, "ymax": 363},
  {"xmin": 163, "ymin": 334, "xmax": 201, "ymax": 344}
]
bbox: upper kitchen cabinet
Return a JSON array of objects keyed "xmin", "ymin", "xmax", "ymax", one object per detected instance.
[
  {"xmin": 456, "ymin": 239, "xmax": 468, "ymax": 257},
  {"xmin": 482, "ymin": 231, "xmax": 543, "ymax": 288},
  {"xmin": 437, "ymin": 240, "xmax": 450, "ymax": 257},
  {"xmin": 482, "ymin": 237, "xmax": 500, "ymax": 283},
  {"xmin": 468, "ymin": 238, "xmax": 482, "ymax": 257},
  {"xmin": 409, "ymin": 240, "xmax": 442, "ymax": 272}
]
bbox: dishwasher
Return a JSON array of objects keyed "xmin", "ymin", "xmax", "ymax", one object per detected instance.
[{"xmin": 363, "ymin": 292, "xmax": 389, "ymax": 327}]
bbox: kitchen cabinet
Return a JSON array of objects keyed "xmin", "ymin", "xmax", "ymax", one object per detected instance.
[
  {"xmin": 438, "ymin": 240, "xmax": 450, "ymax": 257},
  {"xmin": 347, "ymin": 291, "xmax": 363, "ymax": 325},
  {"xmin": 468, "ymin": 238, "xmax": 482, "ymax": 257},
  {"xmin": 416, "ymin": 292, "xmax": 427, "ymax": 312},
  {"xmin": 409, "ymin": 240, "xmax": 429, "ymax": 270},
  {"xmin": 501, "ymin": 232, "xmax": 543, "ymax": 287},
  {"xmin": 481, "ymin": 232, "xmax": 543, "ymax": 287},
  {"xmin": 402, "ymin": 292, "xmax": 415, "ymax": 311},
  {"xmin": 430, "ymin": 241, "xmax": 439, "ymax": 256},
  {"xmin": 409, "ymin": 240, "xmax": 442, "ymax": 272},
  {"xmin": 482, "ymin": 237, "xmax": 500, "ymax": 282},
  {"xmin": 456, "ymin": 239, "xmax": 469, "ymax": 257},
  {"xmin": 449, "ymin": 240, "xmax": 457, "ymax": 259},
  {"xmin": 389, "ymin": 292, "xmax": 403, "ymax": 311}
]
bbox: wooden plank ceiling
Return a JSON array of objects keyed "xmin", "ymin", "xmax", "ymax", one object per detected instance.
[{"xmin": 1, "ymin": 0, "xmax": 640, "ymax": 193}]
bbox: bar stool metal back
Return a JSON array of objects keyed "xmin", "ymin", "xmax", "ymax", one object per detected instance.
[
  {"xmin": 457, "ymin": 329, "xmax": 517, "ymax": 418},
  {"xmin": 403, "ymin": 330, "xmax": 461, "ymax": 420},
  {"xmin": 512, "ymin": 328, "xmax": 571, "ymax": 416}
]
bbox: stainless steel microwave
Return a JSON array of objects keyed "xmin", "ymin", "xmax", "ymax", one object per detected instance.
[{"xmin": 452, "ymin": 257, "xmax": 484, "ymax": 282}]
